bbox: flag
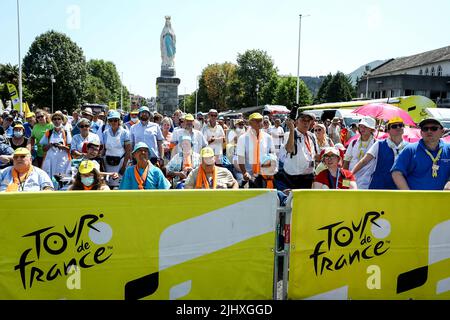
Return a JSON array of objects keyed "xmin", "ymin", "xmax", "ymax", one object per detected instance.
[
  {"xmin": 23, "ymin": 102, "xmax": 31, "ymax": 115},
  {"xmin": 109, "ymin": 101, "xmax": 117, "ymax": 110},
  {"xmin": 6, "ymin": 83, "xmax": 20, "ymax": 110}
]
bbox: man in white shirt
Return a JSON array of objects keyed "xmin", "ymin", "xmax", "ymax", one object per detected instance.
[
  {"xmin": 269, "ymin": 118, "xmax": 285, "ymax": 155},
  {"xmin": 130, "ymin": 106, "xmax": 164, "ymax": 166},
  {"xmin": 236, "ymin": 113, "xmax": 277, "ymax": 188},
  {"xmin": 202, "ymin": 109, "xmax": 225, "ymax": 164},
  {"xmin": 171, "ymin": 113, "xmax": 207, "ymax": 154},
  {"xmin": 277, "ymin": 111, "xmax": 319, "ymax": 189}
]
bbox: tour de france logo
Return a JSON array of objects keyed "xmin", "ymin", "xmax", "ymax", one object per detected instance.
[
  {"xmin": 309, "ymin": 211, "xmax": 391, "ymax": 276},
  {"xmin": 14, "ymin": 214, "xmax": 113, "ymax": 290}
]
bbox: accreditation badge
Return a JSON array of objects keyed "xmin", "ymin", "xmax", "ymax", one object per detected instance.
[{"xmin": 342, "ymin": 179, "xmax": 351, "ymax": 188}]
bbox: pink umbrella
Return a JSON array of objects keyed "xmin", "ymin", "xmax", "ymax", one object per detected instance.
[{"xmin": 352, "ymin": 103, "xmax": 416, "ymax": 126}]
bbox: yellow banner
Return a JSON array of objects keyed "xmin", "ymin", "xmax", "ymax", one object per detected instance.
[
  {"xmin": 0, "ymin": 190, "xmax": 277, "ymax": 300},
  {"xmin": 288, "ymin": 190, "xmax": 450, "ymax": 300},
  {"xmin": 6, "ymin": 83, "xmax": 20, "ymax": 110}
]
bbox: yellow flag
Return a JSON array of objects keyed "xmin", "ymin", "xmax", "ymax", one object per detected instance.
[
  {"xmin": 6, "ymin": 83, "xmax": 20, "ymax": 110},
  {"xmin": 109, "ymin": 101, "xmax": 117, "ymax": 110},
  {"xmin": 23, "ymin": 102, "xmax": 31, "ymax": 114}
]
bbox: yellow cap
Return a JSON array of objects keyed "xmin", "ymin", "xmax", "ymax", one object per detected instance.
[
  {"xmin": 185, "ymin": 113, "xmax": 195, "ymax": 121},
  {"xmin": 78, "ymin": 160, "xmax": 96, "ymax": 174},
  {"xmin": 25, "ymin": 112, "xmax": 35, "ymax": 118},
  {"xmin": 200, "ymin": 147, "xmax": 215, "ymax": 158},
  {"xmin": 249, "ymin": 113, "xmax": 263, "ymax": 121},
  {"xmin": 130, "ymin": 109, "xmax": 139, "ymax": 114},
  {"xmin": 387, "ymin": 116, "xmax": 404, "ymax": 125},
  {"xmin": 13, "ymin": 148, "xmax": 31, "ymax": 156},
  {"xmin": 13, "ymin": 124, "xmax": 25, "ymax": 130}
]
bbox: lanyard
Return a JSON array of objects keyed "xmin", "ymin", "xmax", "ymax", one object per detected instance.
[
  {"xmin": 424, "ymin": 148, "xmax": 442, "ymax": 178},
  {"xmin": 328, "ymin": 169, "xmax": 341, "ymax": 189}
]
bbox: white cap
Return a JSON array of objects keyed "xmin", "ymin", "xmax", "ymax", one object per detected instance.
[{"xmin": 358, "ymin": 116, "xmax": 376, "ymax": 130}]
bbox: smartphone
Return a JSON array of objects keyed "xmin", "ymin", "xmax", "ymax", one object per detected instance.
[{"xmin": 289, "ymin": 103, "xmax": 299, "ymax": 121}]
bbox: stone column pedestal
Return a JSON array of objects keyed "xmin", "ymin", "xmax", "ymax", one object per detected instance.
[{"xmin": 156, "ymin": 68, "xmax": 180, "ymax": 115}]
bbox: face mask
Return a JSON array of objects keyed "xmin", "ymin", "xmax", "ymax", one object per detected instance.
[
  {"xmin": 203, "ymin": 157, "xmax": 215, "ymax": 166},
  {"xmin": 13, "ymin": 131, "xmax": 23, "ymax": 138},
  {"xmin": 131, "ymin": 117, "xmax": 138, "ymax": 122},
  {"xmin": 55, "ymin": 124, "xmax": 64, "ymax": 129},
  {"xmin": 235, "ymin": 128, "xmax": 243, "ymax": 135},
  {"xmin": 81, "ymin": 176, "xmax": 94, "ymax": 186}
]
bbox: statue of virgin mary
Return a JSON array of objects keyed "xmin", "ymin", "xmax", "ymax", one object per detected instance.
[{"xmin": 160, "ymin": 16, "xmax": 176, "ymax": 69}]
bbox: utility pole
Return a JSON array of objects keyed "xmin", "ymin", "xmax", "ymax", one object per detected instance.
[{"xmin": 296, "ymin": 14, "xmax": 310, "ymax": 105}]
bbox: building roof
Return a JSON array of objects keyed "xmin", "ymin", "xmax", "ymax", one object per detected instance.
[{"xmin": 370, "ymin": 45, "xmax": 450, "ymax": 76}]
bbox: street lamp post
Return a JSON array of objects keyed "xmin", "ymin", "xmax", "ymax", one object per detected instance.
[
  {"xmin": 120, "ymin": 72, "xmax": 124, "ymax": 110},
  {"xmin": 51, "ymin": 75, "xmax": 55, "ymax": 113},
  {"xmin": 16, "ymin": 0, "xmax": 23, "ymax": 114},
  {"xmin": 296, "ymin": 14, "xmax": 310, "ymax": 105},
  {"xmin": 195, "ymin": 76, "xmax": 199, "ymax": 115},
  {"xmin": 256, "ymin": 84, "xmax": 259, "ymax": 106},
  {"xmin": 365, "ymin": 65, "xmax": 371, "ymax": 99}
]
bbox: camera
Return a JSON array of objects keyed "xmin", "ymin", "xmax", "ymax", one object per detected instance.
[{"xmin": 289, "ymin": 103, "xmax": 299, "ymax": 121}]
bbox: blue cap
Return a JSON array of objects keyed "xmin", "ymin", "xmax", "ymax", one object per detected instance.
[
  {"xmin": 107, "ymin": 110, "xmax": 121, "ymax": 120},
  {"xmin": 132, "ymin": 142, "xmax": 150, "ymax": 154},
  {"xmin": 138, "ymin": 106, "xmax": 150, "ymax": 114},
  {"xmin": 179, "ymin": 135, "xmax": 192, "ymax": 143}
]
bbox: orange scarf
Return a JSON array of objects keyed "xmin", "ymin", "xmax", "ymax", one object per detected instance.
[
  {"xmin": 6, "ymin": 166, "xmax": 33, "ymax": 192},
  {"xmin": 262, "ymin": 175, "xmax": 274, "ymax": 189},
  {"xmin": 133, "ymin": 160, "xmax": 150, "ymax": 190},
  {"xmin": 183, "ymin": 153, "xmax": 192, "ymax": 170},
  {"xmin": 251, "ymin": 130, "xmax": 261, "ymax": 175},
  {"xmin": 194, "ymin": 165, "xmax": 217, "ymax": 189},
  {"xmin": 83, "ymin": 185, "xmax": 94, "ymax": 190}
]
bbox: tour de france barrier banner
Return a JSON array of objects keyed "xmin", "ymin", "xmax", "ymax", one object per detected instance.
[
  {"xmin": 288, "ymin": 190, "xmax": 450, "ymax": 300},
  {"xmin": 0, "ymin": 190, "xmax": 277, "ymax": 300}
]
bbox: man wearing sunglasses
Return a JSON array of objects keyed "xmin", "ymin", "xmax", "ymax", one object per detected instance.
[
  {"xmin": 392, "ymin": 117, "xmax": 450, "ymax": 190},
  {"xmin": 352, "ymin": 117, "xmax": 408, "ymax": 189},
  {"xmin": 0, "ymin": 148, "xmax": 53, "ymax": 192}
]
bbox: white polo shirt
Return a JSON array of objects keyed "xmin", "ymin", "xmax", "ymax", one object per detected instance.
[
  {"xmin": 282, "ymin": 129, "xmax": 318, "ymax": 176},
  {"xmin": 236, "ymin": 129, "xmax": 276, "ymax": 176}
]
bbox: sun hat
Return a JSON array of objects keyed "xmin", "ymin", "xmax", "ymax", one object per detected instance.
[
  {"xmin": 200, "ymin": 147, "xmax": 215, "ymax": 158},
  {"xmin": 132, "ymin": 142, "xmax": 150, "ymax": 154}
]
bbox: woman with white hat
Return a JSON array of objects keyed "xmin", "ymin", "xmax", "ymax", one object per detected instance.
[{"xmin": 40, "ymin": 111, "xmax": 72, "ymax": 179}]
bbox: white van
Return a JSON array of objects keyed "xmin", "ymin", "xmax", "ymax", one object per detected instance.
[
  {"xmin": 425, "ymin": 108, "xmax": 450, "ymax": 130},
  {"xmin": 317, "ymin": 108, "xmax": 363, "ymax": 128}
]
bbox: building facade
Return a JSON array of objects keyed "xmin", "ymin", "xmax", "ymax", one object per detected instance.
[{"xmin": 357, "ymin": 45, "xmax": 450, "ymax": 106}]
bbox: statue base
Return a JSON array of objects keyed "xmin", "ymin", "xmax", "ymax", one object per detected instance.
[{"xmin": 156, "ymin": 73, "xmax": 180, "ymax": 116}]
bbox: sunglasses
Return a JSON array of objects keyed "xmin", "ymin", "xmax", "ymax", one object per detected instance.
[
  {"xmin": 390, "ymin": 124, "xmax": 404, "ymax": 129},
  {"xmin": 79, "ymin": 125, "xmax": 90, "ymax": 129},
  {"xmin": 210, "ymin": 114, "xmax": 218, "ymax": 117},
  {"xmin": 421, "ymin": 126, "xmax": 440, "ymax": 132},
  {"xmin": 36, "ymin": 115, "xmax": 44, "ymax": 119},
  {"xmin": 53, "ymin": 118, "xmax": 63, "ymax": 121},
  {"xmin": 13, "ymin": 155, "xmax": 27, "ymax": 159},
  {"xmin": 108, "ymin": 119, "xmax": 119, "ymax": 122},
  {"xmin": 323, "ymin": 154, "xmax": 338, "ymax": 160},
  {"xmin": 314, "ymin": 128, "xmax": 323, "ymax": 132}
]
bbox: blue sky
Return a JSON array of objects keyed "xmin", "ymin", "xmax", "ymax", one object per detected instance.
[{"xmin": 1, "ymin": 0, "xmax": 450, "ymax": 99}]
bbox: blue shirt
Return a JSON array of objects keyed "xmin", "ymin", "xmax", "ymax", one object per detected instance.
[
  {"xmin": 391, "ymin": 139, "xmax": 450, "ymax": 190},
  {"xmin": 23, "ymin": 122, "xmax": 33, "ymax": 139},
  {"xmin": 119, "ymin": 164, "xmax": 170, "ymax": 190},
  {"xmin": 130, "ymin": 122, "xmax": 163, "ymax": 159}
]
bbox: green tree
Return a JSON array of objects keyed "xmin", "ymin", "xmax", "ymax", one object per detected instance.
[
  {"xmin": 198, "ymin": 62, "xmax": 238, "ymax": 112},
  {"xmin": 324, "ymin": 72, "xmax": 355, "ymax": 102},
  {"xmin": 236, "ymin": 49, "xmax": 279, "ymax": 108},
  {"xmin": 85, "ymin": 59, "xmax": 122, "ymax": 104},
  {"xmin": 23, "ymin": 30, "xmax": 87, "ymax": 112},
  {"xmin": 0, "ymin": 63, "xmax": 32, "ymax": 104},
  {"xmin": 315, "ymin": 73, "xmax": 333, "ymax": 104},
  {"xmin": 273, "ymin": 76, "xmax": 312, "ymax": 107}
]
